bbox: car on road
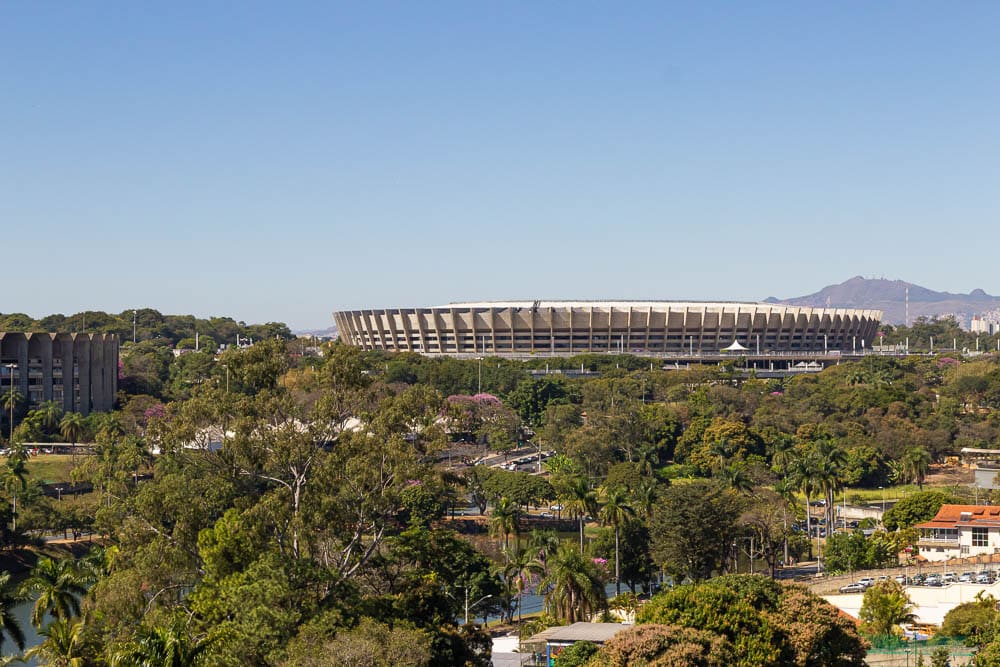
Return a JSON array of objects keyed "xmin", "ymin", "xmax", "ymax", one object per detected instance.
[
  {"xmin": 550, "ymin": 504, "xmax": 563, "ymax": 512},
  {"xmin": 839, "ymin": 583, "xmax": 867, "ymax": 594}
]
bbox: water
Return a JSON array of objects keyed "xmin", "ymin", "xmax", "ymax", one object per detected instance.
[{"xmin": 1, "ymin": 594, "xmax": 41, "ymax": 665}]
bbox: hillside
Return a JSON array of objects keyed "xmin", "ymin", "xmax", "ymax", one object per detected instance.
[{"xmin": 767, "ymin": 276, "xmax": 1000, "ymax": 326}]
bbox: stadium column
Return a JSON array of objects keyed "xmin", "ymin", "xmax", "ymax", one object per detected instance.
[
  {"xmin": 59, "ymin": 335, "xmax": 74, "ymax": 413},
  {"xmin": 38, "ymin": 334, "xmax": 54, "ymax": 403},
  {"xmin": 75, "ymin": 335, "xmax": 91, "ymax": 416},
  {"xmin": 16, "ymin": 334, "xmax": 29, "ymax": 401},
  {"xmin": 91, "ymin": 334, "xmax": 105, "ymax": 412}
]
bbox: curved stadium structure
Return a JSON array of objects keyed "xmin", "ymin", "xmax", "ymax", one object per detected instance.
[{"xmin": 333, "ymin": 302, "xmax": 882, "ymax": 356}]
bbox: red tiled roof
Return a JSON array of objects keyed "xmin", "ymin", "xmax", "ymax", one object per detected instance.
[{"xmin": 915, "ymin": 504, "xmax": 1000, "ymax": 529}]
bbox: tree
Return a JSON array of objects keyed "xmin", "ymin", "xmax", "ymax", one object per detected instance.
[
  {"xmin": 538, "ymin": 543, "xmax": 606, "ymax": 623},
  {"xmin": 1, "ymin": 447, "xmax": 27, "ymax": 533},
  {"xmin": 0, "ymin": 572, "xmax": 25, "ymax": 654},
  {"xmin": 940, "ymin": 594, "xmax": 999, "ymax": 646},
  {"xmin": 883, "ymin": 491, "xmax": 950, "ymax": 531},
  {"xmin": 859, "ymin": 580, "xmax": 916, "ymax": 638},
  {"xmin": 286, "ymin": 617, "xmax": 432, "ymax": 667},
  {"xmin": 649, "ymin": 480, "xmax": 742, "ymax": 582},
  {"xmin": 21, "ymin": 557, "xmax": 88, "ymax": 627},
  {"xmin": 489, "ymin": 497, "xmax": 522, "ymax": 553},
  {"xmin": 24, "ymin": 617, "xmax": 86, "ymax": 667},
  {"xmin": 552, "ymin": 639, "xmax": 599, "ymax": 666},
  {"xmin": 110, "ymin": 620, "xmax": 211, "ymax": 667},
  {"xmin": 59, "ymin": 412, "xmax": 86, "ymax": 446},
  {"xmin": 595, "ymin": 624, "xmax": 734, "ymax": 666},
  {"xmin": 901, "ymin": 447, "xmax": 932, "ymax": 489},
  {"xmin": 561, "ymin": 476, "xmax": 598, "ymax": 552},
  {"xmin": 598, "ymin": 485, "xmax": 635, "ymax": 596}
]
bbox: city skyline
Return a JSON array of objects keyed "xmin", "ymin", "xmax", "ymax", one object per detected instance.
[{"xmin": 3, "ymin": 3, "xmax": 1000, "ymax": 329}]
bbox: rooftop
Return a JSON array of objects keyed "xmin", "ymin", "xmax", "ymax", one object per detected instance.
[{"xmin": 916, "ymin": 504, "xmax": 1000, "ymax": 529}]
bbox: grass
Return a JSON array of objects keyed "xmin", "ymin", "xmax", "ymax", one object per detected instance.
[{"xmin": 0, "ymin": 453, "xmax": 81, "ymax": 484}]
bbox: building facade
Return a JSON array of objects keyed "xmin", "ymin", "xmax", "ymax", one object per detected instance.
[
  {"xmin": 916, "ymin": 505, "xmax": 1000, "ymax": 562},
  {"xmin": 0, "ymin": 332, "xmax": 118, "ymax": 415},
  {"xmin": 333, "ymin": 301, "xmax": 882, "ymax": 356}
]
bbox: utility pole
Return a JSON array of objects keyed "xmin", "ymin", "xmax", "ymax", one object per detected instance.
[{"xmin": 133, "ymin": 309, "xmax": 137, "ymax": 343}]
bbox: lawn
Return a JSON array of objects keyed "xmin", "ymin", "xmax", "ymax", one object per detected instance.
[{"xmin": 0, "ymin": 453, "xmax": 81, "ymax": 485}]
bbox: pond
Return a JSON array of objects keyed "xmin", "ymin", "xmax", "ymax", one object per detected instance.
[{"xmin": 1, "ymin": 592, "xmax": 42, "ymax": 665}]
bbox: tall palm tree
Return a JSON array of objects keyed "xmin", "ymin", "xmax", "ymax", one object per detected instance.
[
  {"xmin": 538, "ymin": 543, "xmax": 606, "ymax": 623},
  {"xmin": 2, "ymin": 448, "xmax": 28, "ymax": 533},
  {"xmin": 791, "ymin": 457, "xmax": 818, "ymax": 560},
  {"xmin": 1, "ymin": 391, "xmax": 25, "ymax": 440},
  {"xmin": 502, "ymin": 546, "xmax": 544, "ymax": 623},
  {"xmin": 0, "ymin": 572, "xmax": 25, "ymax": 654},
  {"xmin": 24, "ymin": 617, "xmax": 86, "ymax": 667},
  {"xmin": 111, "ymin": 622, "xmax": 210, "ymax": 667},
  {"xmin": 489, "ymin": 497, "xmax": 521, "ymax": 553},
  {"xmin": 598, "ymin": 486, "xmax": 635, "ymax": 597},
  {"xmin": 562, "ymin": 476, "xmax": 598, "ymax": 552},
  {"xmin": 59, "ymin": 412, "xmax": 85, "ymax": 446},
  {"xmin": 719, "ymin": 463, "xmax": 754, "ymax": 494},
  {"xmin": 901, "ymin": 447, "xmax": 932, "ymax": 490},
  {"xmin": 812, "ymin": 439, "xmax": 848, "ymax": 531},
  {"xmin": 21, "ymin": 557, "xmax": 88, "ymax": 628},
  {"xmin": 36, "ymin": 401, "xmax": 64, "ymax": 435}
]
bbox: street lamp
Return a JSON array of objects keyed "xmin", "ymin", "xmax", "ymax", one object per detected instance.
[
  {"xmin": 55, "ymin": 487, "xmax": 63, "ymax": 502},
  {"xmin": 460, "ymin": 586, "xmax": 493, "ymax": 625}
]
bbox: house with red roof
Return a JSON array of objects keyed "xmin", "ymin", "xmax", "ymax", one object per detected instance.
[{"xmin": 916, "ymin": 504, "xmax": 1000, "ymax": 561}]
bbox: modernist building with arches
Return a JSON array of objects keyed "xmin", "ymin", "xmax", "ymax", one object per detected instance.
[
  {"xmin": 0, "ymin": 332, "xmax": 119, "ymax": 415},
  {"xmin": 333, "ymin": 301, "xmax": 882, "ymax": 356}
]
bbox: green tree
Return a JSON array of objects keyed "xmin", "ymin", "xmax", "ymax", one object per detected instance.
[
  {"xmin": 2, "ymin": 447, "xmax": 28, "ymax": 533},
  {"xmin": 59, "ymin": 412, "xmax": 86, "ymax": 447},
  {"xmin": 859, "ymin": 580, "xmax": 917, "ymax": 638},
  {"xmin": 553, "ymin": 639, "xmax": 599, "ymax": 667},
  {"xmin": 0, "ymin": 572, "xmax": 25, "ymax": 654},
  {"xmin": 940, "ymin": 593, "xmax": 998, "ymax": 646},
  {"xmin": 900, "ymin": 447, "xmax": 932, "ymax": 490},
  {"xmin": 883, "ymin": 491, "xmax": 950, "ymax": 531},
  {"xmin": 23, "ymin": 617, "xmax": 86, "ymax": 667},
  {"xmin": 488, "ymin": 496, "xmax": 522, "ymax": 553},
  {"xmin": 595, "ymin": 624, "xmax": 734, "ymax": 666},
  {"xmin": 649, "ymin": 480, "xmax": 742, "ymax": 582},
  {"xmin": 561, "ymin": 476, "xmax": 598, "ymax": 552},
  {"xmin": 110, "ymin": 620, "xmax": 211, "ymax": 667},
  {"xmin": 598, "ymin": 485, "xmax": 635, "ymax": 597},
  {"xmin": 538, "ymin": 543, "xmax": 606, "ymax": 624},
  {"xmin": 21, "ymin": 557, "xmax": 88, "ymax": 627}
]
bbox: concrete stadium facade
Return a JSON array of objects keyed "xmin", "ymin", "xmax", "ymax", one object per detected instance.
[
  {"xmin": 0, "ymin": 333, "xmax": 118, "ymax": 415},
  {"xmin": 333, "ymin": 302, "xmax": 883, "ymax": 356}
]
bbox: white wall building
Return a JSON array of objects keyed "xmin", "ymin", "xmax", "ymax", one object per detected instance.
[{"xmin": 916, "ymin": 505, "xmax": 1000, "ymax": 562}]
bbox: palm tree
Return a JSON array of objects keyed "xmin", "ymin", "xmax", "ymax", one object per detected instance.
[
  {"xmin": 59, "ymin": 412, "xmax": 85, "ymax": 446},
  {"xmin": 811, "ymin": 440, "xmax": 847, "ymax": 531},
  {"xmin": 791, "ymin": 457, "xmax": 818, "ymax": 560},
  {"xmin": 773, "ymin": 477, "xmax": 797, "ymax": 566},
  {"xmin": 21, "ymin": 557, "xmax": 88, "ymax": 628},
  {"xmin": 598, "ymin": 486, "xmax": 635, "ymax": 597},
  {"xmin": 562, "ymin": 476, "xmax": 598, "ymax": 552},
  {"xmin": 489, "ymin": 497, "xmax": 521, "ymax": 553},
  {"xmin": 2, "ymin": 448, "xmax": 28, "ymax": 533},
  {"xmin": 719, "ymin": 462, "xmax": 754, "ymax": 494},
  {"xmin": 538, "ymin": 543, "xmax": 606, "ymax": 623},
  {"xmin": 901, "ymin": 447, "xmax": 932, "ymax": 490},
  {"xmin": 502, "ymin": 547, "xmax": 544, "ymax": 623},
  {"xmin": 24, "ymin": 617, "xmax": 86, "ymax": 667},
  {"xmin": 630, "ymin": 478, "xmax": 658, "ymax": 521},
  {"xmin": 111, "ymin": 621, "xmax": 210, "ymax": 667},
  {"xmin": 35, "ymin": 401, "xmax": 64, "ymax": 435},
  {"xmin": 0, "ymin": 572, "xmax": 25, "ymax": 654},
  {"xmin": 1, "ymin": 390, "xmax": 25, "ymax": 440}
]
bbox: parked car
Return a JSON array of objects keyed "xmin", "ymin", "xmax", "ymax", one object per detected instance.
[
  {"xmin": 959, "ymin": 572, "xmax": 975, "ymax": 583},
  {"xmin": 943, "ymin": 572, "xmax": 958, "ymax": 584},
  {"xmin": 977, "ymin": 572, "xmax": 994, "ymax": 584},
  {"xmin": 895, "ymin": 575, "xmax": 908, "ymax": 585},
  {"xmin": 858, "ymin": 577, "xmax": 876, "ymax": 588},
  {"xmin": 840, "ymin": 583, "xmax": 867, "ymax": 594},
  {"xmin": 925, "ymin": 575, "xmax": 942, "ymax": 586}
]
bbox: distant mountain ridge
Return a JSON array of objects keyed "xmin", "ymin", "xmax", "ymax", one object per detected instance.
[{"xmin": 768, "ymin": 276, "xmax": 1000, "ymax": 326}]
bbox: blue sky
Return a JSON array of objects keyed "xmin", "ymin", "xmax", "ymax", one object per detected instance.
[{"xmin": 3, "ymin": 3, "xmax": 999, "ymax": 329}]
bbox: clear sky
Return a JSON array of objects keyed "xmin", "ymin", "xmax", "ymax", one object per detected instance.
[{"xmin": 3, "ymin": 3, "xmax": 999, "ymax": 330}]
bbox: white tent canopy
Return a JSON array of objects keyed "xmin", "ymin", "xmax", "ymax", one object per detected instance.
[{"xmin": 722, "ymin": 340, "xmax": 749, "ymax": 352}]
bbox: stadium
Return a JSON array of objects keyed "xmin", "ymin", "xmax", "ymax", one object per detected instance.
[{"xmin": 333, "ymin": 302, "xmax": 882, "ymax": 357}]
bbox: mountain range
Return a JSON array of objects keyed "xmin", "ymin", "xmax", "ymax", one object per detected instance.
[{"xmin": 767, "ymin": 276, "xmax": 1000, "ymax": 326}]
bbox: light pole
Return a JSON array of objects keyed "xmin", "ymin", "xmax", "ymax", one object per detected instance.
[
  {"xmin": 879, "ymin": 486, "xmax": 886, "ymax": 524},
  {"xmin": 461, "ymin": 586, "xmax": 493, "ymax": 625},
  {"xmin": 133, "ymin": 309, "xmax": 137, "ymax": 344},
  {"xmin": 55, "ymin": 487, "xmax": 63, "ymax": 502}
]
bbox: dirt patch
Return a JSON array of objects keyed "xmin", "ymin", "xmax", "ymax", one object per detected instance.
[{"xmin": 925, "ymin": 464, "xmax": 974, "ymax": 486}]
